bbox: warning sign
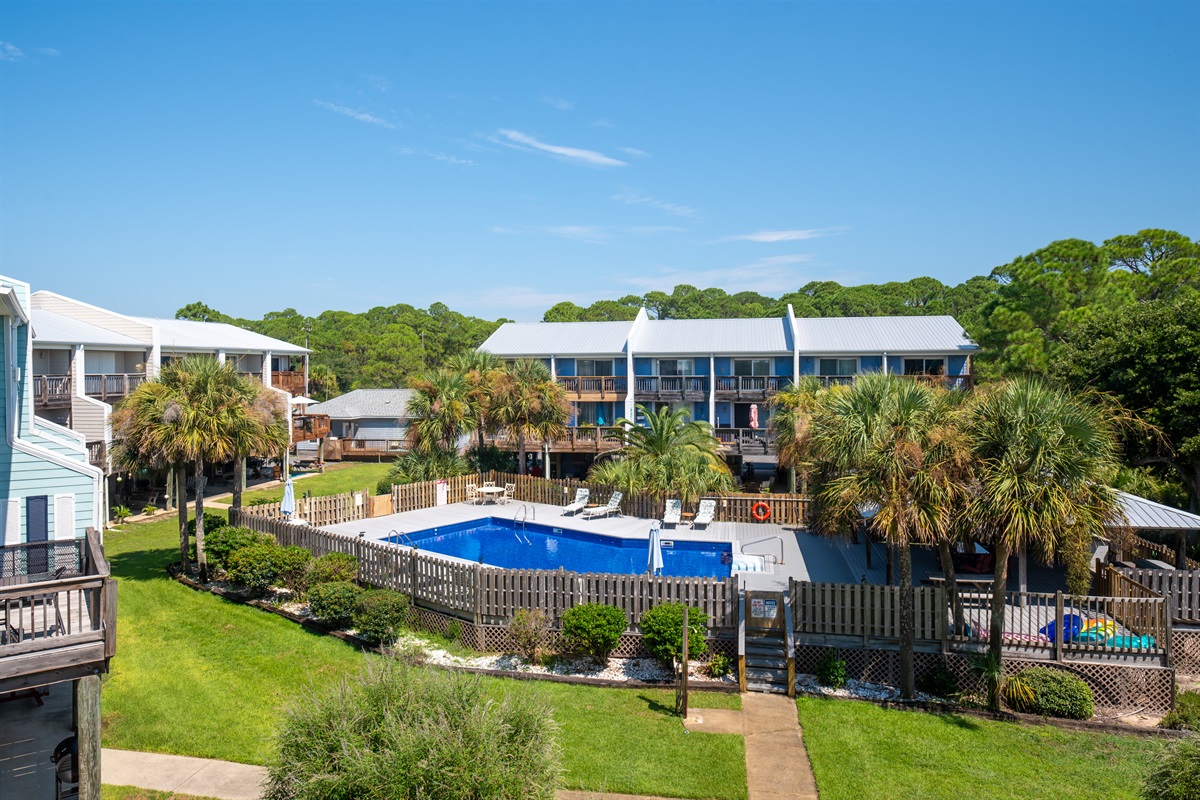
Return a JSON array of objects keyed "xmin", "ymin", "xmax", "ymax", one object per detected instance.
[{"xmin": 751, "ymin": 598, "xmax": 778, "ymax": 619}]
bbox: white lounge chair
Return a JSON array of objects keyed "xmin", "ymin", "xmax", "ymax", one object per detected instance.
[
  {"xmin": 562, "ymin": 488, "xmax": 590, "ymax": 515},
  {"xmin": 582, "ymin": 492, "xmax": 622, "ymax": 520},
  {"xmin": 466, "ymin": 483, "xmax": 479, "ymax": 505},
  {"xmin": 501, "ymin": 482, "xmax": 516, "ymax": 504},
  {"xmin": 662, "ymin": 499, "xmax": 682, "ymax": 528},
  {"xmin": 692, "ymin": 499, "xmax": 716, "ymax": 529}
]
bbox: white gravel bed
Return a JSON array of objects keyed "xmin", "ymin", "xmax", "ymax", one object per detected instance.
[{"xmin": 795, "ymin": 673, "xmax": 944, "ymax": 703}]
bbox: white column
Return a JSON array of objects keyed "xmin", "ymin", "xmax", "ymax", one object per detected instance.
[
  {"xmin": 625, "ymin": 350, "xmax": 636, "ymax": 420},
  {"xmin": 550, "ymin": 355, "xmax": 556, "ymax": 380},
  {"xmin": 708, "ymin": 354, "xmax": 716, "ymax": 425},
  {"xmin": 216, "ymin": 349, "xmax": 226, "ymax": 366},
  {"xmin": 303, "ymin": 353, "xmax": 309, "ymax": 395},
  {"xmin": 73, "ymin": 344, "xmax": 86, "ymax": 397},
  {"xmin": 262, "ymin": 351, "xmax": 273, "ymax": 387}
]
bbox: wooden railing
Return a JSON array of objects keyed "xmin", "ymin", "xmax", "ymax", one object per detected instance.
[
  {"xmin": 790, "ymin": 580, "xmax": 946, "ymax": 644},
  {"xmin": 1112, "ymin": 567, "xmax": 1200, "ymax": 624},
  {"xmin": 291, "ymin": 414, "xmax": 331, "ymax": 442},
  {"xmin": 634, "ymin": 376, "xmax": 709, "ymax": 396},
  {"xmin": 272, "ymin": 371, "xmax": 306, "ymax": 395},
  {"xmin": 1121, "ymin": 533, "xmax": 1200, "ymax": 570},
  {"xmin": 715, "ymin": 428, "xmax": 776, "ymax": 453},
  {"xmin": 815, "ymin": 374, "xmax": 974, "ymax": 391},
  {"xmin": 0, "ymin": 529, "xmax": 117, "ymax": 685},
  {"xmin": 87, "ymin": 440, "xmax": 106, "ymax": 468},
  {"xmin": 713, "ymin": 376, "xmax": 790, "ymax": 395},
  {"xmin": 708, "ymin": 493, "xmax": 809, "ymax": 525},
  {"xmin": 32, "ymin": 374, "xmax": 73, "ymax": 406},
  {"xmin": 555, "ymin": 376, "xmax": 627, "ymax": 397},
  {"xmin": 230, "ymin": 509, "xmax": 738, "ymax": 630},
  {"xmin": 484, "ymin": 426, "xmax": 623, "ymax": 453},
  {"xmin": 83, "ymin": 373, "xmax": 145, "ymax": 402},
  {"xmin": 240, "ymin": 487, "xmax": 373, "ymax": 528},
  {"xmin": 331, "ymin": 439, "xmax": 407, "ymax": 459}
]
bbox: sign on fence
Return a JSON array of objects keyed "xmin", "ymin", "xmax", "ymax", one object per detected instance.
[{"xmin": 436, "ymin": 479, "xmax": 447, "ymax": 506}]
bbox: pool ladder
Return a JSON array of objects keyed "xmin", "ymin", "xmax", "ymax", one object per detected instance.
[
  {"xmin": 513, "ymin": 506, "xmax": 534, "ymax": 544},
  {"xmin": 389, "ymin": 529, "xmax": 417, "ymax": 550}
]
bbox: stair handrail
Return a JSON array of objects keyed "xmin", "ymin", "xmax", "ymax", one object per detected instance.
[
  {"xmin": 783, "ymin": 590, "xmax": 796, "ymax": 698},
  {"xmin": 388, "ymin": 529, "xmax": 416, "ymax": 550},
  {"xmin": 741, "ymin": 535, "xmax": 785, "ymax": 565},
  {"xmin": 737, "ymin": 587, "xmax": 747, "ymax": 692}
]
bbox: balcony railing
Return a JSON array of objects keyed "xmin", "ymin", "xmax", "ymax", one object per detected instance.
[
  {"xmin": 292, "ymin": 414, "xmax": 331, "ymax": 442},
  {"xmin": 556, "ymin": 376, "xmax": 627, "ymax": 397},
  {"xmin": 84, "ymin": 373, "xmax": 146, "ymax": 402},
  {"xmin": 32, "ymin": 374, "xmax": 73, "ymax": 407},
  {"xmin": 485, "ymin": 426, "xmax": 622, "ymax": 453},
  {"xmin": 713, "ymin": 376, "xmax": 790, "ymax": 396},
  {"xmin": 634, "ymin": 376, "xmax": 709, "ymax": 397},
  {"xmin": 815, "ymin": 374, "xmax": 974, "ymax": 391},
  {"xmin": 0, "ymin": 529, "xmax": 117, "ymax": 688},
  {"xmin": 272, "ymin": 370, "xmax": 307, "ymax": 395},
  {"xmin": 87, "ymin": 440, "xmax": 107, "ymax": 468},
  {"xmin": 715, "ymin": 427, "xmax": 776, "ymax": 454}
]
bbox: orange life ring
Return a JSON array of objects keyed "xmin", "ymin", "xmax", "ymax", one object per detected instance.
[{"xmin": 751, "ymin": 501, "xmax": 771, "ymax": 522}]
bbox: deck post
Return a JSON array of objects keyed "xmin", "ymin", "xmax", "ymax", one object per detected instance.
[
  {"xmin": 1054, "ymin": 591, "xmax": 1064, "ymax": 663},
  {"xmin": 75, "ymin": 674, "xmax": 102, "ymax": 800},
  {"xmin": 1018, "ymin": 542, "xmax": 1028, "ymax": 609},
  {"xmin": 737, "ymin": 589, "xmax": 747, "ymax": 692}
]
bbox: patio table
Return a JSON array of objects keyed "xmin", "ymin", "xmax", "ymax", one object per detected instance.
[{"xmin": 477, "ymin": 485, "xmax": 506, "ymax": 504}]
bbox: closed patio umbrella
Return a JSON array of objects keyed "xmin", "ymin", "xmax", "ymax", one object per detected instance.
[
  {"xmin": 281, "ymin": 478, "xmax": 295, "ymax": 519},
  {"xmin": 749, "ymin": 403, "xmax": 759, "ymax": 430},
  {"xmin": 647, "ymin": 523, "xmax": 664, "ymax": 576}
]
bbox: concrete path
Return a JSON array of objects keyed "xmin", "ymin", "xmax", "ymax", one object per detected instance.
[
  {"xmin": 685, "ymin": 694, "xmax": 819, "ymax": 800},
  {"xmin": 103, "ymin": 749, "xmax": 267, "ymax": 800}
]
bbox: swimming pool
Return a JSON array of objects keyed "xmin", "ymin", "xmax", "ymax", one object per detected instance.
[{"xmin": 384, "ymin": 517, "xmax": 732, "ymax": 578}]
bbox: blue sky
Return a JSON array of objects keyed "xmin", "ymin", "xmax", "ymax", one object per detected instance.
[{"xmin": 2, "ymin": 2, "xmax": 1197, "ymax": 322}]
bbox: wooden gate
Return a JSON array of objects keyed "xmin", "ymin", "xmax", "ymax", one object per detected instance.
[{"xmin": 745, "ymin": 590, "xmax": 787, "ymax": 634}]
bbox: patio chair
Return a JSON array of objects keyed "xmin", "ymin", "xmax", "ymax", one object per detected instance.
[
  {"xmin": 691, "ymin": 499, "xmax": 716, "ymax": 529},
  {"xmin": 483, "ymin": 481, "xmax": 496, "ymax": 488},
  {"xmin": 562, "ymin": 488, "xmax": 590, "ymax": 515},
  {"xmin": 662, "ymin": 499, "xmax": 683, "ymax": 528},
  {"xmin": 501, "ymin": 482, "xmax": 516, "ymax": 504},
  {"xmin": 582, "ymin": 492, "xmax": 623, "ymax": 519},
  {"xmin": 466, "ymin": 483, "xmax": 479, "ymax": 505}
]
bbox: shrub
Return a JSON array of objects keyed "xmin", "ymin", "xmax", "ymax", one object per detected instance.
[
  {"xmin": 188, "ymin": 512, "xmax": 228, "ymax": 537},
  {"xmin": 111, "ymin": 505, "xmax": 131, "ymax": 524},
  {"xmin": 508, "ymin": 609, "xmax": 551, "ymax": 664},
  {"xmin": 249, "ymin": 496, "xmax": 275, "ymax": 506},
  {"xmin": 815, "ymin": 648, "xmax": 847, "ymax": 690},
  {"xmin": 1019, "ymin": 667, "xmax": 1094, "ymax": 720},
  {"xmin": 305, "ymin": 552, "xmax": 358, "ymax": 587},
  {"xmin": 706, "ymin": 653, "xmax": 732, "ymax": 679},
  {"xmin": 274, "ymin": 545, "xmax": 313, "ymax": 594},
  {"xmin": 916, "ymin": 659, "xmax": 960, "ymax": 699},
  {"xmin": 1161, "ymin": 690, "xmax": 1200, "ymax": 731},
  {"xmin": 639, "ymin": 602, "xmax": 708, "ymax": 665},
  {"xmin": 226, "ymin": 543, "xmax": 281, "ymax": 596},
  {"xmin": 1141, "ymin": 738, "xmax": 1200, "ymax": 800},
  {"xmin": 307, "ymin": 581, "xmax": 364, "ymax": 627},
  {"xmin": 353, "ymin": 590, "xmax": 410, "ymax": 645},
  {"xmin": 265, "ymin": 660, "xmax": 561, "ymax": 800},
  {"xmin": 446, "ymin": 620, "xmax": 462, "ymax": 643},
  {"xmin": 376, "ymin": 478, "xmax": 394, "ymax": 496},
  {"xmin": 141, "ymin": 504, "xmax": 158, "ymax": 516},
  {"xmin": 465, "ymin": 444, "xmax": 515, "ymax": 473},
  {"xmin": 561, "ymin": 603, "xmax": 627, "ymax": 662},
  {"xmin": 393, "ymin": 639, "xmax": 429, "ymax": 667},
  {"xmin": 206, "ymin": 526, "xmax": 274, "ymax": 570}
]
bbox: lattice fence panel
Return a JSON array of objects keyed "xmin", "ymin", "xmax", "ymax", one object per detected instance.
[{"xmin": 1174, "ymin": 628, "xmax": 1200, "ymax": 674}]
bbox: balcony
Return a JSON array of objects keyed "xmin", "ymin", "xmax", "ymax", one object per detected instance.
[
  {"xmin": 485, "ymin": 426, "xmax": 623, "ymax": 454},
  {"xmin": 84, "ymin": 373, "xmax": 146, "ymax": 403},
  {"xmin": 0, "ymin": 529, "xmax": 117, "ymax": 692},
  {"xmin": 815, "ymin": 374, "xmax": 974, "ymax": 391},
  {"xmin": 86, "ymin": 440, "xmax": 106, "ymax": 469},
  {"xmin": 556, "ymin": 376, "xmax": 627, "ymax": 400},
  {"xmin": 715, "ymin": 427, "xmax": 776, "ymax": 455},
  {"xmin": 292, "ymin": 413, "xmax": 331, "ymax": 442},
  {"xmin": 32, "ymin": 375, "xmax": 72, "ymax": 407},
  {"xmin": 633, "ymin": 376, "xmax": 709, "ymax": 401},
  {"xmin": 272, "ymin": 370, "xmax": 307, "ymax": 395},
  {"xmin": 713, "ymin": 375, "xmax": 790, "ymax": 400}
]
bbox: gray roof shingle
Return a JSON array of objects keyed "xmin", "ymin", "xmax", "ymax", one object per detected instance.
[{"xmin": 307, "ymin": 389, "xmax": 414, "ymax": 420}]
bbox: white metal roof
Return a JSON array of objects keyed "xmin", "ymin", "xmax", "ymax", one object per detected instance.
[
  {"xmin": 793, "ymin": 316, "xmax": 977, "ymax": 354},
  {"xmin": 633, "ymin": 318, "xmax": 792, "ymax": 354},
  {"xmin": 133, "ymin": 317, "xmax": 309, "ymax": 355},
  {"xmin": 1115, "ymin": 491, "xmax": 1200, "ymax": 531},
  {"xmin": 31, "ymin": 308, "xmax": 148, "ymax": 348},
  {"xmin": 480, "ymin": 321, "xmax": 633, "ymax": 356},
  {"xmin": 307, "ymin": 389, "xmax": 414, "ymax": 420}
]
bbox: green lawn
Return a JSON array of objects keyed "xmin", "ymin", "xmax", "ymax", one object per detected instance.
[
  {"xmin": 208, "ymin": 462, "xmax": 392, "ymax": 505},
  {"xmin": 103, "ymin": 788, "xmax": 218, "ymax": 800},
  {"xmin": 797, "ymin": 696, "xmax": 1166, "ymax": 800},
  {"xmin": 102, "ymin": 515, "xmax": 746, "ymax": 799}
]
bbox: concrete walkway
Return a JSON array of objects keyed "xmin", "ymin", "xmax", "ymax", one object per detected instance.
[
  {"xmin": 103, "ymin": 749, "xmax": 266, "ymax": 800},
  {"xmin": 686, "ymin": 693, "xmax": 819, "ymax": 800}
]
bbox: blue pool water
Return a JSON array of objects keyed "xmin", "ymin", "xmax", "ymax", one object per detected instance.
[{"xmin": 385, "ymin": 517, "xmax": 732, "ymax": 578}]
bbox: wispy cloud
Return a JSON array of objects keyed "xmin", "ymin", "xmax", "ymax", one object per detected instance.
[
  {"xmin": 494, "ymin": 129, "xmax": 627, "ymax": 167},
  {"xmin": 35, "ymin": 47, "xmax": 60, "ymax": 57},
  {"xmin": 490, "ymin": 224, "xmax": 609, "ymax": 244},
  {"xmin": 541, "ymin": 95, "xmax": 574, "ymax": 111},
  {"xmin": 591, "ymin": 119, "xmax": 615, "ymax": 129},
  {"xmin": 365, "ymin": 74, "xmax": 390, "ymax": 92},
  {"xmin": 618, "ymin": 147, "xmax": 650, "ymax": 158},
  {"xmin": 393, "ymin": 146, "xmax": 475, "ymax": 166},
  {"xmin": 621, "ymin": 255, "xmax": 815, "ymax": 293},
  {"xmin": 313, "ymin": 100, "xmax": 398, "ymax": 130},
  {"xmin": 1, "ymin": 42, "xmax": 25, "ymax": 61},
  {"xmin": 716, "ymin": 228, "xmax": 845, "ymax": 243},
  {"xmin": 612, "ymin": 192, "xmax": 699, "ymax": 218}
]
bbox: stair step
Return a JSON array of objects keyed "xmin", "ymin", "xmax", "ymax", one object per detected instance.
[
  {"xmin": 746, "ymin": 681, "xmax": 790, "ymax": 694},
  {"xmin": 744, "ymin": 666, "xmax": 789, "ymax": 682},
  {"xmin": 746, "ymin": 656, "xmax": 788, "ymax": 670}
]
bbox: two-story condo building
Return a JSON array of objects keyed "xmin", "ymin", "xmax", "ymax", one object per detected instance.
[
  {"xmin": 0, "ymin": 276, "xmax": 115, "ymax": 800},
  {"xmin": 478, "ymin": 307, "xmax": 977, "ymax": 478}
]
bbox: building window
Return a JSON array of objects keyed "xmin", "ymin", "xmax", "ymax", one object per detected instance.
[
  {"xmin": 819, "ymin": 358, "xmax": 858, "ymax": 377},
  {"xmin": 657, "ymin": 358, "xmax": 695, "ymax": 376},
  {"xmin": 577, "ymin": 359, "xmax": 614, "ymax": 376},
  {"xmin": 733, "ymin": 359, "xmax": 771, "ymax": 377},
  {"xmin": 904, "ymin": 358, "xmax": 945, "ymax": 376}
]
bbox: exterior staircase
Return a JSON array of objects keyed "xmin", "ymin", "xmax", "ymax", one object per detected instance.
[
  {"xmin": 743, "ymin": 631, "xmax": 791, "ymax": 694},
  {"xmin": 738, "ymin": 590, "xmax": 796, "ymax": 697}
]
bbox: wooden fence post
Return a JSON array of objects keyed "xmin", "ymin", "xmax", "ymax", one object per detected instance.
[{"xmin": 1054, "ymin": 591, "xmax": 1064, "ymax": 663}]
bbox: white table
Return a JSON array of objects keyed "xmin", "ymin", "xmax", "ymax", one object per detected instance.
[{"xmin": 477, "ymin": 486, "xmax": 506, "ymax": 504}]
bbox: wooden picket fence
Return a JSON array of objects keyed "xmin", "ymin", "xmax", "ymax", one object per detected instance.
[
  {"xmin": 710, "ymin": 494, "xmax": 810, "ymax": 525},
  {"xmin": 228, "ymin": 509, "xmax": 738, "ymax": 630},
  {"xmin": 1114, "ymin": 567, "xmax": 1200, "ymax": 623},
  {"xmin": 240, "ymin": 487, "xmax": 373, "ymax": 528},
  {"xmin": 789, "ymin": 580, "xmax": 946, "ymax": 644}
]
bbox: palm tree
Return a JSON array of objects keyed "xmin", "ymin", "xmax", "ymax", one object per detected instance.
[
  {"xmin": 230, "ymin": 384, "xmax": 291, "ymax": 512},
  {"xmin": 490, "ymin": 359, "xmax": 570, "ymax": 474},
  {"xmin": 308, "ymin": 363, "xmax": 339, "ymax": 400},
  {"xmin": 445, "ymin": 350, "xmax": 504, "ymax": 460},
  {"xmin": 768, "ymin": 376, "xmax": 824, "ymax": 493},
  {"xmin": 808, "ymin": 374, "xmax": 968, "ymax": 699},
  {"xmin": 963, "ymin": 377, "xmax": 1124, "ymax": 705},
  {"xmin": 593, "ymin": 404, "xmax": 733, "ymax": 504},
  {"xmin": 406, "ymin": 369, "xmax": 477, "ymax": 453}
]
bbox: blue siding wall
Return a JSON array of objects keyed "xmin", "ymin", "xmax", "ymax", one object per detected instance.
[
  {"xmin": 948, "ymin": 355, "xmax": 968, "ymax": 376},
  {"xmin": 556, "ymin": 358, "xmax": 576, "ymax": 377},
  {"xmin": 614, "ymin": 360, "xmax": 627, "ymax": 376},
  {"xmin": 634, "ymin": 358, "xmax": 653, "ymax": 376},
  {"xmin": 799, "ymin": 356, "xmax": 815, "ymax": 376},
  {"xmin": 715, "ymin": 401, "xmax": 732, "ymax": 427},
  {"xmin": 714, "ymin": 357, "xmax": 732, "ymax": 376},
  {"xmin": 692, "ymin": 402, "xmax": 709, "ymax": 423},
  {"xmin": 774, "ymin": 357, "xmax": 792, "ymax": 376},
  {"xmin": 860, "ymin": 355, "xmax": 883, "ymax": 372},
  {"xmin": 694, "ymin": 359, "xmax": 710, "ymax": 376},
  {"xmin": 887, "ymin": 356, "xmax": 904, "ymax": 374}
]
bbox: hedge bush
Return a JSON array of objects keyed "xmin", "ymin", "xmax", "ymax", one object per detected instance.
[
  {"xmin": 188, "ymin": 513, "xmax": 228, "ymax": 538},
  {"xmin": 226, "ymin": 543, "xmax": 281, "ymax": 596},
  {"xmin": 1019, "ymin": 667, "xmax": 1094, "ymax": 720},
  {"xmin": 561, "ymin": 603, "xmax": 626, "ymax": 662},
  {"xmin": 274, "ymin": 545, "xmax": 313, "ymax": 594},
  {"xmin": 815, "ymin": 648, "xmax": 847, "ymax": 689},
  {"xmin": 639, "ymin": 602, "xmax": 708, "ymax": 664},
  {"xmin": 1141, "ymin": 738, "xmax": 1200, "ymax": 800},
  {"xmin": 306, "ymin": 552, "xmax": 358, "ymax": 587},
  {"xmin": 265, "ymin": 660, "xmax": 561, "ymax": 800},
  {"xmin": 1161, "ymin": 690, "xmax": 1200, "ymax": 731},
  {"xmin": 307, "ymin": 581, "xmax": 364, "ymax": 627},
  {"xmin": 508, "ymin": 609, "xmax": 551, "ymax": 664},
  {"xmin": 206, "ymin": 526, "xmax": 274, "ymax": 571},
  {"xmin": 353, "ymin": 590, "xmax": 410, "ymax": 645}
]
